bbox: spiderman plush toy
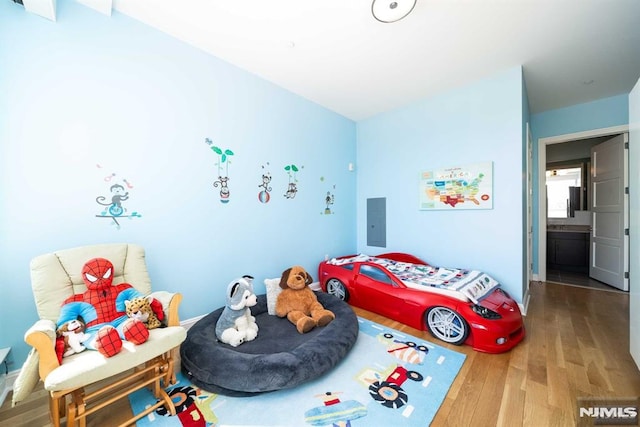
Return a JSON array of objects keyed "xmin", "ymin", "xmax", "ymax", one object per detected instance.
[{"xmin": 57, "ymin": 258, "xmax": 149, "ymax": 357}]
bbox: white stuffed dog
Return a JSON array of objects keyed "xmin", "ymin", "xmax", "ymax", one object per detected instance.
[
  {"xmin": 215, "ymin": 275, "xmax": 259, "ymax": 347},
  {"xmin": 57, "ymin": 319, "xmax": 90, "ymax": 357}
]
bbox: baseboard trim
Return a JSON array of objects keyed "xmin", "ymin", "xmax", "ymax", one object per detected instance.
[
  {"xmin": 1, "ymin": 371, "xmax": 18, "ymax": 407},
  {"xmin": 520, "ymin": 288, "xmax": 531, "ymax": 316},
  {"xmin": 181, "ymin": 314, "xmax": 206, "ymax": 331},
  {"xmin": 0, "ymin": 375, "xmax": 8, "ymax": 407}
]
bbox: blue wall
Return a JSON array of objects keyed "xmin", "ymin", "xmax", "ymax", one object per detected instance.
[
  {"xmin": 0, "ymin": 2, "xmax": 356, "ymax": 367},
  {"xmin": 356, "ymin": 67, "xmax": 525, "ymax": 302},
  {"xmin": 530, "ymin": 94, "xmax": 630, "ymax": 273}
]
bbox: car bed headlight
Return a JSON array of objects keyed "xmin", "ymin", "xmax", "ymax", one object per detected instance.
[{"xmin": 471, "ymin": 304, "xmax": 501, "ymax": 319}]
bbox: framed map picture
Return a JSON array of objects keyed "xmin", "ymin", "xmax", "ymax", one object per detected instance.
[{"xmin": 419, "ymin": 161, "xmax": 493, "ymax": 210}]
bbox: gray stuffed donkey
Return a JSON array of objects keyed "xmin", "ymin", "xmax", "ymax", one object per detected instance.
[{"xmin": 215, "ymin": 275, "xmax": 259, "ymax": 347}]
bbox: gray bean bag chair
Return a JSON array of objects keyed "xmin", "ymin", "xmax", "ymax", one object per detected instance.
[{"xmin": 181, "ymin": 292, "xmax": 358, "ymax": 396}]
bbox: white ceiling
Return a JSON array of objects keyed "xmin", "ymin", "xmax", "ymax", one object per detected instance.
[{"xmin": 111, "ymin": 0, "xmax": 640, "ymax": 121}]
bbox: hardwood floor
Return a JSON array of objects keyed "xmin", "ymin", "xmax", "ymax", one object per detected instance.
[
  {"xmin": 2, "ymin": 281, "xmax": 639, "ymax": 426},
  {"xmin": 546, "ymin": 268, "xmax": 626, "ymax": 293}
]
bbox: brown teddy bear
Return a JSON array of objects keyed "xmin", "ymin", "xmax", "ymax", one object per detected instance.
[{"xmin": 275, "ymin": 265, "xmax": 335, "ymax": 333}]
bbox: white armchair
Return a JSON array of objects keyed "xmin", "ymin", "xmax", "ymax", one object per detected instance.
[{"xmin": 12, "ymin": 243, "xmax": 187, "ymax": 427}]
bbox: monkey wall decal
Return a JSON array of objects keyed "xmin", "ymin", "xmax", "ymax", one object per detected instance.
[
  {"xmin": 324, "ymin": 190, "xmax": 335, "ymax": 214},
  {"xmin": 283, "ymin": 163, "xmax": 302, "ymax": 200},
  {"xmin": 258, "ymin": 173, "xmax": 272, "ymax": 192},
  {"xmin": 206, "ymin": 138, "xmax": 234, "ymax": 204},
  {"xmin": 284, "ymin": 182, "xmax": 298, "ymax": 199},
  {"xmin": 94, "ymin": 168, "xmax": 141, "ymax": 230},
  {"xmin": 213, "ymin": 176, "xmax": 230, "ymax": 202},
  {"xmin": 95, "ymin": 184, "xmax": 129, "ymax": 216},
  {"xmin": 257, "ymin": 164, "xmax": 273, "ymax": 203},
  {"xmin": 320, "ymin": 180, "xmax": 336, "ymax": 215}
]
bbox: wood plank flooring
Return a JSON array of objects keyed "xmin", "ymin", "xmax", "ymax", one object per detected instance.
[
  {"xmin": 1, "ymin": 281, "xmax": 639, "ymax": 426},
  {"xmin": 546, "ymin": 269, "xmax": 625, "ymax": 293}
]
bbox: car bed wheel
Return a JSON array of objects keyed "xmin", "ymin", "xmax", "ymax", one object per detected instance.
[
  {"xmin": 326, "ymin": 279, "xmax": 349, "ymax": 301},
  {"xmin": 425, "ymin": 306, "xmax": 469, "ymax": 345}
]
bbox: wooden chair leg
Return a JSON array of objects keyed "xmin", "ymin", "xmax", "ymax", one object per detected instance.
[
  {"xmin": 77, "ymin": 390, "xmax": 87, "ymax": 427},
  {"xmin": 68, "ymin": 388, "xmax": 86, "ymax": 427},
  {"xmin": 67, "ymin": 401, "xmax": 77, "ymax": 426},
  {"xmin": 163, "ymin": 351, "xmax": 177, "ymax": 386},
  {"xmin": 49, "ymin": 394, "xmax": 63, "ymax": 427},
  {"xmin": 151, "ymin": 364, "xmax": 161, "ymax": 397}
]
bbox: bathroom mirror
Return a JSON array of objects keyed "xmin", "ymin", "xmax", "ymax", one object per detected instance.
[{"xmin": 546, "ymin": 165, "xmax": 584, "ymax": 218}]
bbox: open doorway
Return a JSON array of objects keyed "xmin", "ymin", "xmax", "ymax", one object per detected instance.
[{"xmin": 537, "ymin": 125, "xmax": 629, "ymax": 292}]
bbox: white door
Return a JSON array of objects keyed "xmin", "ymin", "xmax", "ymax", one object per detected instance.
[{"xmin": 589, "ymin": 133, "xmax": 629, "ymax": 291}]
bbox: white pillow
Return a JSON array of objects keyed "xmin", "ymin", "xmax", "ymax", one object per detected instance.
[{"xmin": 264, "ymin": 278, "xmax": 282, "ymax": 315}]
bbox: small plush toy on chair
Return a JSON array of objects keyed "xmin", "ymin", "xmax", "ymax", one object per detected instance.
[
  {"xmin": 125, "ymin": 296, "xmax": 164, "ymax": 329},
  {"xmin": 56, "ymin": 319, "xmax": 90, "ymax": 358},
  {"xmin": 215, "ymin": 275, "xmax": 259, "ymax": 347},
  {"xmin": 276, "ymin": 266, "xmax": 335, "ymax": 333}
]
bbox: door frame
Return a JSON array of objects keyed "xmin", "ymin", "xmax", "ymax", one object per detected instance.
[
  {"xmin": 537, "ymin": 124, "xmax": 628, "ymax": 282},
  {"xmin": 526, "ymin": 124, "xmax": 533, "ymax": 291}
]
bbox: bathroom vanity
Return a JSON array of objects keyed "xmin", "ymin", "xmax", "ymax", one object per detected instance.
[{"xmin": 547, "ymin": 225, "xmax": 590, "ymax": 273}]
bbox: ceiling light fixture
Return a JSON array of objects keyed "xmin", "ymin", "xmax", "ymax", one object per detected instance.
[
  {"xmin": 12, "ymin": 0, "xmax": 112, "ymax": 20},
  {"xmin": 20, "ymin": 0, "xmax": 56, "ymax": 21},
  {"xmin": 372, "ymin": 0, "xmax": 417, "ymax": 23}
]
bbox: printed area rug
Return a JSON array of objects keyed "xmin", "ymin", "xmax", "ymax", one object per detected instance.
[{"xmin": 129, "ymin": 318, "xmax": 466, "ymax": 427}]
